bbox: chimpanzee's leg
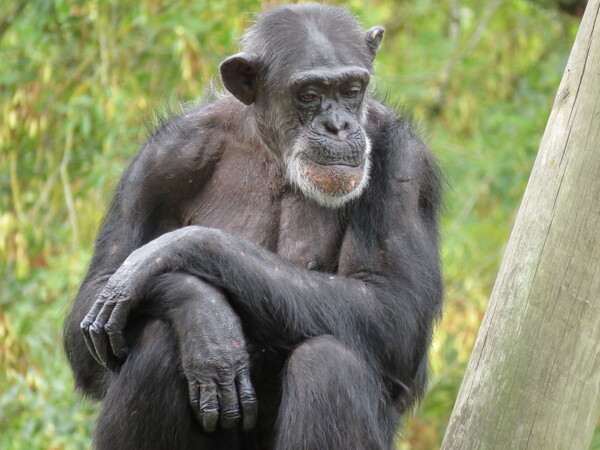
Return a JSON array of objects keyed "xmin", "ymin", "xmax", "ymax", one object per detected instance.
[
  {"xmin": 93, "ymin": 318, "xmax": 241, "ymax": 450},
  {"xmin": 274, "ymin": 335, "xmax": 396, "ymax": 450}
]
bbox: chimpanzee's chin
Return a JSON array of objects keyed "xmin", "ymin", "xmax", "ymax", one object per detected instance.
[
  {"xmin": 302, "ymin": 160, "xmax": 365, "ymax": 196},
  {"xmin": 286, "ymin": 154, "xmax": 371, "ymax": 209}
]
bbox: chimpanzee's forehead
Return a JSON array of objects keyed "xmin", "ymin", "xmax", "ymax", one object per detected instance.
[
  {"xmin": 280, "ymin": 30, "xmax": 372, "ymax": 79},
  {"xmin": 304, "ymin": 27, "xmax": 369, "ymax": 66}
]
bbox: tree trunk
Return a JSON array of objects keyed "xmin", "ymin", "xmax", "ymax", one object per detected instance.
[{"xmin": 441, "ymin": 1, "xmax": 600, "ymax": 448}]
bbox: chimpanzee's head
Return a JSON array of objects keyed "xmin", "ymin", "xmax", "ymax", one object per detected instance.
[{"xmin": 220, "ymin": 4, "xmax": 384, "ymax": 208}]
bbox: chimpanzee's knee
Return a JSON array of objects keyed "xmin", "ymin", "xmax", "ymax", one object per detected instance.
[{"xmin": 275, "ymin": 335, "xmax": 389, "ymax": 450}]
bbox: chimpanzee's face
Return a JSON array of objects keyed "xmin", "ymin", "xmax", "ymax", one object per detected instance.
[{"xmin": 280, "ymin": 65, "xmax": 372, "ymax": 208}]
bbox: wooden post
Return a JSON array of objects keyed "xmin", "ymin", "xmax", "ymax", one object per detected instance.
[{"xmin": 441, "ymin": 1, "xmax": 600, "ymax": 448}]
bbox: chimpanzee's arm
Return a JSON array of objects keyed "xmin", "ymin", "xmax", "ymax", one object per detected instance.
[
  {"xmin": 82, "ymin": 112, "xmax": 444, "ymax": 393},
  {"xmin": 64, "ymin": 108, "xmax": 247, "ymax": 398}
]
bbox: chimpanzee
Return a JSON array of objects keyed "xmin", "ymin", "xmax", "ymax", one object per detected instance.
[{"xmin": 64, "ymin": 4, "xmax": 443, "ymax": 450}]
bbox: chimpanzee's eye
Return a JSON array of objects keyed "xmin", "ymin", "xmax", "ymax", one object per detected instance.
[
  {"xmin": 299, "ymin": 92, "xmax": 319, "ymax": 103},
  {"xmin": 342, "ymin": 86, "xmax": 362, "ymax": 98}
]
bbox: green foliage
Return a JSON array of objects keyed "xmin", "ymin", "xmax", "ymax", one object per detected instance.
[{"xmin": 1, "ymin": 0, "xmax": 595, "ymax": 448}]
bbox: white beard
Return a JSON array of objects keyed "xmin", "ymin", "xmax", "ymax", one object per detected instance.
[{"xmin": 285, "ymin": 135, "xmax": 372, "ymax": 209}]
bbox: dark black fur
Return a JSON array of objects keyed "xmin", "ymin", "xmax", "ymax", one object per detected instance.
[{"xmin": 64, "ymin": 4, "xmax": 443, "ymax": 450}]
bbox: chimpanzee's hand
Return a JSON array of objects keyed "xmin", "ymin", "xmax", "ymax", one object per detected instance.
[
  {"xmin": 81, "ymin": 260, "xmax": 258, "ymax": 431},
  {"xmin": 79, "ymin": 227, "xmax": 215, "ymax": 369},
  {"xmin": 80, "ymin": 268, "xmax": 137, "ymax": 370},
  {"xmin": 172, "ymin": 282, "xmax": 257, "ymax": 432}
]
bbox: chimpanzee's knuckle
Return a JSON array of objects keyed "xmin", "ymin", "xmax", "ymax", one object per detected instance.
[
  {"xmin": 199, "ymin": 400, "xmax": 219, "ymax": 413},
  {"xmin": 215, "ymin": 366, "xmax": 236, "ymax": 383},
  {"xmin": 100, "ymin": 288, "xmax": 115, "ymax": 302},
  {"xmin": 240, "ymin": 389, "xmax": 255, "ymax": 402},
  {"xmin": 104, "ymin": 321, "xmax": 117, "ymax": 334},
  {"xmin": 89, "ymin": 323, "xmax": 101, "ymax": 335},
  {"xmin": 98, "ymin": 287, "xmax": 110, "ymax": 299},
  {"xmin": 222, "ymin": 408, "xmax": 241, "ymax": 421},
  {"xmin": 239, "ymin": 391, "xmax": 257, "ymax": 405}
]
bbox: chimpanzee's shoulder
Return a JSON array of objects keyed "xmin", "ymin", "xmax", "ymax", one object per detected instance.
[
  {"xmin": 364, "ymin": 98, "xmax": 434, "ymax": 182},
  {"xmin": 128, "ymin": 98, "xmax": 246, "ymax": 178},
  {"xmin": 365, "ymin": 99, "xmax": 424, "ymax": 144}
]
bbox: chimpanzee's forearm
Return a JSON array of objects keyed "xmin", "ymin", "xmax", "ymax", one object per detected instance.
[
  {"xmin": 108, "ymin": 227, "xmax": 377, "ymax": 341},
  {"xmin": 86, "ymin": 225, "xmax": 436, "ymax": 366}
]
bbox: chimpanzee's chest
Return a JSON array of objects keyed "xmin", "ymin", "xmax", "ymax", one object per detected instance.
[
  {"xmin": 183, "ymin": 148, "xmax": 346, "ymax": 273},
  {"xmin": 274, "ymin": 193, "xmax": 345, "ymax": 272}
]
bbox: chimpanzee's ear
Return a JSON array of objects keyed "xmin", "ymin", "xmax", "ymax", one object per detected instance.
[
  {"xmin": 220, "ymin": 52, "xmax": 261, "ymax": 105},
  {"xmin": 365, "ymin": 26, "xmax": 385, "ymax": 60}
]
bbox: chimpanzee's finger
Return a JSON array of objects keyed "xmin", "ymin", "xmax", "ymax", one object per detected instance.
[
  {"xmin": 81, "ymin": 323, "xmax": 101, "ymax": 366},
  {"xmin": 236, "ymin": 368, "xmax": 258, "ymax": 431},
  {"xmin": 199, "ymin": 382, "xmax": 219, "ymax": 432},
  {"xmin": 106, "ymin": 300, "xmax": 130, "ymax": 360},
  {"xmin": 81, "ymin": 300, "xmax": 104, "ymax": 364},
  {"xmin": 81, "ymin": 299, "xmax": 103, "ymax": 327},
  {"xmin": 187, "ymin": 380, "xmax": 202, "ymax": 422},
  {"xmin": 105, "ymin": 322, "xmax": 128, "ymax": 362},
  {"xmin": 89, "ymin": 322, "xmax": 112, "ymax": 369},
  {"xmin": 90, "ymin": 301, "xmax": 118, "ymax": 367},
  {"xmin": 218, "ymin": 379, "xmax": 240, "ymax": 429}
]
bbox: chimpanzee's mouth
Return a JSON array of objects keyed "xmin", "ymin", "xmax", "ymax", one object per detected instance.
[
  {"xmin": 310, "ymin": 158, "xmax": 364, "ymax": 168},
  {"xmin": 286, "ymin": 135, "xmax": 372, "ymax": 207},
  {"xmin": 303, "ymin": 140, "xmax": 366, "ymax": 168},
  {"xmin": 300, "ymin": 158, "xmax": 366, "ymax": 196}
]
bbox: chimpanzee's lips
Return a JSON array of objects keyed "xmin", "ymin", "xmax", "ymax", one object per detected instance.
[
  {"xmin": 304, "ymin": 150, "xmax": 365, "ymax": 167},
  {"xmin": 303, "ymin": 139, "xmax": 366, "ymax": 167},
  {"xmin": 313, "ymin": 158, "xmax": 364, "ymax": 167},
  {"xmin": 300, "ymin": 159, "xmax": 365, "ymax": 196}
]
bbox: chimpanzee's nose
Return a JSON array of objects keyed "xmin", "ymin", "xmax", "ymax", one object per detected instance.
[{"xmin": 322, "ymin": 112, "xmax": 350, "ymax": 135}]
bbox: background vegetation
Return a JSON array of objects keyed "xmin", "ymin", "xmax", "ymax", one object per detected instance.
[{"xmin": 1, "ymin": 0, "xmax": 595, "ymax": 448}]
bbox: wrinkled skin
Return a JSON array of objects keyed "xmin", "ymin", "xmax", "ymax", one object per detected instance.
[{"xmin": 64, "ymin": 4, "xmax": 443, "ymax": 450}]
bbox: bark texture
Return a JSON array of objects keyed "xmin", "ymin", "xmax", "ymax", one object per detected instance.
[{"xmin": 442, "ymin": 1, "xmax": 600, "ymax": 448}]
